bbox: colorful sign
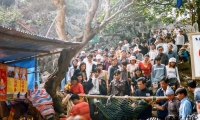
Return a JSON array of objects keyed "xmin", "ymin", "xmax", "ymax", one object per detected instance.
[
  {"xmin": 20, "ymin": 68, "xmax": 27, "ymax": 99},
  {"xmin": 14, "ymin": 67, "xmax": 21, "ymax": 99},
  {"xmin": 189, "ymin": 33, "xmax": 200, "ymax": 79},
  {"xmin": 7, "ymin": 66, "xmax": 14, "ymax": 100},
  {"xmin": 0, "ymin": 64, "xmax": 7, "ymax": 101}
]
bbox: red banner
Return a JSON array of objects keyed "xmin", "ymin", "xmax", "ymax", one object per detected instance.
[{"xmin": 0, "ymin": 64, "xmax": 7, "ymax": 101}]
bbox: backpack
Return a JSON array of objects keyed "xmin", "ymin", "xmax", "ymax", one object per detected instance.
[{"xmin": 190, "ymin": 100, "xmax": 197, "ymax": 113}]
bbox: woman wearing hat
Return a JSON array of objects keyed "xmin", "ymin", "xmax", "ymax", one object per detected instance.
[
  {"xmin": 166, "ymin": 57, "xmax": 180, "ymax": 90},
  {"xmin": 127, "ymin": 56, "xmax": 138, "ymax": 78}
]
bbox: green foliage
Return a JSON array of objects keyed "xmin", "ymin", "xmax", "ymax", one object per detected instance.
[{"xmin": 0, "ymin": 6, "xmax": 23, "ymax": 27}]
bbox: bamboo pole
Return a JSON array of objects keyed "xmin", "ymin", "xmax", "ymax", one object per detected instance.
[{"xmin": 78, "ymin": 94, "xmax": 169, "ymax": 100}]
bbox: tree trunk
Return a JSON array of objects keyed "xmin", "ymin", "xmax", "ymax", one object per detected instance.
[
  {"xmin": 51, "ymin": 0, "xmax": 68, "ymax": 40},
  {"xmin": 44, "ymin": 48, "xmax": 77, "ymax": 113}
]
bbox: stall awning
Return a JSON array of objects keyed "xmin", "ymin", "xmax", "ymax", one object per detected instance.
[{"xmin": 0, "ymin": 26, "xmax": 81, "ymax": 63}]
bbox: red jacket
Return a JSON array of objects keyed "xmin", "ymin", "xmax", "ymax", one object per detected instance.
[
  {"xmin": 70, "ymin": 83, "xmax": 84, "ymax": 94},
  {"xmin": 69, "ymin": 102, "xmax": 91, "ymax": 120}
]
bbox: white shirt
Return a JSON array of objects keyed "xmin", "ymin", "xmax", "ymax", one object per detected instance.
[
  {"xmin": 148, "ymin": 49, "xmax": 157, "ymax": 64},
  {"xmin": 166, "ymin": 66, "xmax": 180, "ymax": 82},
  {"xmin": 174, "ymin": 28, "xmax": 180, "ymax": 35},
  {"xmin": 88, "ymin": 77, "xmax": 100, "ymax": 94},
  {"xmin": 86, "ymin": 61, "xmax": 94, "ymax": 80},
  {"xmin": 127, "ymin": 64, "xmax": 138, "ymax": 77},
  {"xmin": 176, "ymin": 35, "xmax": 185, "ymax": 45}
]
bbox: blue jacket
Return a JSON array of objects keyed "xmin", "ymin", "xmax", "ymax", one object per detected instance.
[
  {"xmin": 156, "ymin": 88, "xmax": 168, "ymax": 118},
  {"xmin": 179, "ymin": 97, "xmax": 192, "ymax": 120}
]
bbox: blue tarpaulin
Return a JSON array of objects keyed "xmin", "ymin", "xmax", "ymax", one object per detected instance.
[{"xmin": 9, "ymin": 59, "xmax": 37, "ymax": 90}]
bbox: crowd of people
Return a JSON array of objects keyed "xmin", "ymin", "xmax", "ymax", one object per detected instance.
[{"xmin": 63, "ymin": 27, "xmax": 200, "ymax": 120}]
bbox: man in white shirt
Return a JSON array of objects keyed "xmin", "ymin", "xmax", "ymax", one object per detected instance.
[
  {"xmin": 85, "ymin": 54, "xmax": 96, "ymax": 80},
  {"xmin": 174, "ymin": 26, "xmax": 180, "ymax": 35},
  {"xmin": 87, "ymin": 68, "xmax": 106, "ymax": 120},
  {"xmin": 176, "ymin": 30, "xmax": 185, "ymax": 52}
]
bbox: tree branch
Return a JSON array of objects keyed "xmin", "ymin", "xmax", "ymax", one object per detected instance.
[
  {"xmin": 98, "ymin": 0, "xmax": 135, "ymax": 30},
  {"xmin": 152, "ymin": 0, "xmax": 174, "ymax": 5},
  {"xmin": 104, "ymin": 0, "xmax": 111, "ymax": 21},
  {"xmin": 83, "ymin": 0, "xmax": 90, "ymax": 11},
  {"xmin": 84, "ymin": 0, "xmax": 99, "ymax": 32}
]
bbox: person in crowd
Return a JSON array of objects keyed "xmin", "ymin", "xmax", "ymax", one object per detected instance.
[
  {"xmin": 127, "ymin": 56, "xmax": 138, "ymax": 78},
  {"xmin": 178, "ymin": 47, "xmax": 189, "ymax": 63},
  {"xmin": 151, "ymin": 56, "xmax": 167, "ymax": 94},
  {"xmin": 162, "ymin": 36, "xmax": 171, "ymax": 53},
  {"xmin": 97, "ymin": 63, "xmax": 109, "ymax": 90},
  {"xmin": 131, "ymin": 67, "xmax": 144, "ymax": 92},
  {"xmin": 96, "ymin": 54, "xmax": 103, "ymax": 65},
  {"xmin": 87, "ymin": 68, "xmax": 107, "ymax": 120},
  {"xmin": 138, "ymin": 54, "xmax": 152, "ymax": 79},
  {"xmin": 108, "ymin": 57, "xmax": 121, "ymax": 84},
  {"xmin": 74, "ymin": 62, "xmax": 87, "ymax": 81},
  {"xmin": 121, "ymin": 61, "xmax": 132, "ymax": 95},
  {"xmin": 97, "ymin": 49, "xmax": 103, "ymax": 57},
  {"xmin": 127, "ymin": 51, "xmax": 131, "ymax": 58},
  {"xmin": 108, "ymin": 69, "xmax": 125, "ymax": 96},
  {"xmin": 76, "ymin": 73, "xmax": 88, "ymax": 93},
  {"xmin": 132, "ymin": 48, "xmax": 143, "ymax": 61},
  {"xmin": 85, "ymin": 54, "xmax": 96, "ymax": 80},
  {"xmin": 123, "ymin": 39, "xmax": 130, "ymax": 51},
  {"xmin": 133, "ymin": 38, "xmax": 142, "ymax": 50},
  {"xmin": 187, "ymin": 80, "xmax": 197, "ymax": 93},
  {"xmin": 68, "ymin": 58, "xmax": 79, "ymax": 82},
  {"xmin": 175, "ymin": 88, "xmax": 192, "ymax": 120},
  {"xmin": 104, "ymin": 48, "xmax": 109, "ymax": 55},
  {"xmin": 108, "ymin": 47, "xmax": 115, "ymax": 56},
  {"xmin": 165, "ymin": 43, "xmax": 178, "ymax": 63},
  {"xmin": 183, "ymin": 29, "xmax": 188, "ymax": 43},
  {"xmin": 194, "ymin": 88, "xmax": 200, "ymax": 120},
  {"xmin": 140, "ymin": 41, "xmax": 149, "ymax": 55},
  {"xmin": 148, "ymin": 33, "xmax": 156, "ymax": 46},
  {"xmin": 67, "ymin": 94, "xmax": 91, "ymax": 120},
  {"xmin": 155, "ymin": 78, "xmax": 169, "ymax": 120},
  {"xmin": 115, "ymin": 44, "xmax": 122, "ymax": 59},
  {"xmin": 155, "ymin": 37, "xmax": 164, "ymax": 47},
  {"xmin": 174, "ymin": 26, "xmax": 180, "ymax": 35},
  {"xmin": 134, "ymin": 77, "xmax": 153, "ymax": 119},
  {"xmin": 176, "ymin": 29, "xmax": 185, "ymax": 52},
  {"xmin": 166, "ymin": 58, "xmax": 180, "ymax": 90},
  {"xmin": 156, "ymin": 46, "xmax": 168, "ymax": 65},
  {"xmin": 79, "ymin": 51, "xmax": 86, "ymax": 61},
  {"xmin": 152, "ymin": 86, "xmax": 180, "ymax": 119},
  {"xmin": 148, "ymin": 43, "xmax": 157, "ymax": 65},
  {"xmin": 118, "ymin": 50, "xmax": 129, "ymax": 65},
  {"xmin": 103, "ymin": 54, "xmax": 112, "ymax": 71},
  {"xmin": 69, "ymin": 76, "xmax": 84, "ymax": 94}
]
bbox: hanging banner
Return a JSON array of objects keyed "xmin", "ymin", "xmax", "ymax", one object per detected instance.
[
  {"xmin": 189, "ymin": 33, "xmax": 200, "ymax": 79},
  {"xmin": 0, "ymin": 64, "xmax": 7, "ymax": 101},
  {"xmin": 7, "ymin": 66, "xmax": 14, "ymax": 100},
  {"xmin": 20, "ymin": 68, "xmax": 27, "ymax": 99},
  {"xmin": 14, "ymin": 67, "xmax": 21, "ymax": 99}
]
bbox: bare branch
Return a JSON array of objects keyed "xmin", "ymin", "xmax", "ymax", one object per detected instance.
[
  {"xmin": 110, "ymin": 0, "xmax": 121, "ymax": 11},
  {"xmin": 152, "ymin": 0, "xmax": 174, "ymax": 5},
  {"xmin": 104, "ymin": 0, "xmax": 111, "ymax": 21},
  {"xmin": 83, "ymin": 0, "xmax": 90, "ymax": 11},
  {"xmin": 99, "ymin": 0, "xmax": 135, "ymax": 30},
  {"xmin": 84, "ymin": 0, "xmax": 99, "ymax": 32}
]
